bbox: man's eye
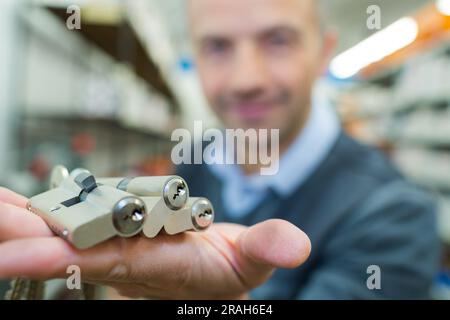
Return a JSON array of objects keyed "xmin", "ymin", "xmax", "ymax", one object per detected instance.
[
  {"xmin": 203, "ymin": 40, "xmax": 230, "ymax": 55},
  {"xmin": 264, "ymin": 33, "xmax": 298, "ymax": 50},
  {"xmin": 269, "ymin": 35, "xmax": 289, "ymax": 45}
]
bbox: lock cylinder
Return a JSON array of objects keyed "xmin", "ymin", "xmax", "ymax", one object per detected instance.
[
  {"xmin": 28, "ymin": 166, "xmax": 213, "ymax": 250},
  {"xmin": 97, "ymin": 176, "xmax": 189, "ymax": 210},
  {"xmin": 163, "ymin": 198, "xmax": 215, "ymax": 235}
]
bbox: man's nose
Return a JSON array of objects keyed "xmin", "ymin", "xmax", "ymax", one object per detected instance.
[{"xmin": 230, "ymin": 42, "xmax": 270, "ymax": 95}]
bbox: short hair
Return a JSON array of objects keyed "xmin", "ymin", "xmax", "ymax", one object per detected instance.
[{"xmin": 188, "ymin": 0, "xmax": 331, "ymax": 32}]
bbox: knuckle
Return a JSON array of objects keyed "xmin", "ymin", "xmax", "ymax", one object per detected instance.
[{"xmin": 107, "ymin": 262, "xmax": 131, "ymax": 281}]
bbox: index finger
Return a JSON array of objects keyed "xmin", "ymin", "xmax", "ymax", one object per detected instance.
[
  {"xmin": 0, "ymin": 187, "xmax": 29, "ymax": 208},
  {"xmin": 0, "ymin": 202, "xmax": 54, "ymax": 241}
]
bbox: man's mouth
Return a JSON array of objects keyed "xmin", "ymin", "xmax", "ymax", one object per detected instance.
[{"xmin": 230, "ymin": 102, "xmax": 276, "ymax": 121}]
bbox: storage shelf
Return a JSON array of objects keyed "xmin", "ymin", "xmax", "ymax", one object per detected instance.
[
  {"xmin": 396, "ymin": 167, "xmax": 450, "ymax": 192},
  {"xmin": 23, "ymin": 113, "xmax": 174, "ymax": 140},
  {"xmin": 438, "ymin": 197, "xmax": 450, "ymax": 245},
  {"xmin": 387, "ymin": 127, "xmax": 450, "ymax": 147}
]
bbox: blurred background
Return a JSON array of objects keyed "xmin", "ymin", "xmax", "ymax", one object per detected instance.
[{"xmin": 1, "ymin": 0, "xmax": 450, "ymax": 299}]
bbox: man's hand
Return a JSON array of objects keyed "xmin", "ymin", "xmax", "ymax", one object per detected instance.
[{"xmin": 0, "ymin": 187, "xmax": 311, "ymax": 299}]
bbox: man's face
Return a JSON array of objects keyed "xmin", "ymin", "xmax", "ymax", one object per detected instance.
[{"xmin": 190, "ymin": 0, "xmax": 331, "ymax": 140}]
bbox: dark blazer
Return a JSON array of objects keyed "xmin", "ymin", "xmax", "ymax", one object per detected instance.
[{"xmin": 177, "ymin": 132, "xmax": 440, "ymax": 299}]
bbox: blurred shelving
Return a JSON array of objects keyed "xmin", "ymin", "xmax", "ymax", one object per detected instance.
[
  {"xmin": 335, "ymin": 15, "xmax": 450, "ymax": 253},
  {"xmin": 0, "ymin": 3, "xmax": 180, "ymax": 196},
  {"xmin": 393, "ymin": 147, "xmax": 450, "ymax": 192},
  {"xmin": 19, "ymin": 5, "xmax": 177, "ymax": 134},
  {"xmin": 438, "ymin": 197, "xmax": 450, "ymax": 245},
  {"xmin": 383, "ymin": 108, "xmax": 450, "ymax": 147},
  {"xmin": 17, "ymin": 114, "xmax": 176, "ymax": 193}
]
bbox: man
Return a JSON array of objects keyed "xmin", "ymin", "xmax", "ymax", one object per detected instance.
[
  {"xmin": 0, "ymin": 0, "xmax": 440, "ymax": 299},
  {"xmin": 177, "ymin": 0, "xmax": 440, "ymax": 299}
]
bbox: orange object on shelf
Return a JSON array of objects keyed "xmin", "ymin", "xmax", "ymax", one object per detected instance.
[
  {"xmin": 71, "ymin": 132, "xmax": 96, "ymax": 156},
  {"xmin": 137, "ymin": 156, "xmax": 174, "ymax": 176},
  {"xmin": 362, "ymin": 2, "xmax": 450, "ymax": 78},
  {"xmin": 29, "ymin": 155, "xmax": 51, "ymax": 181}
]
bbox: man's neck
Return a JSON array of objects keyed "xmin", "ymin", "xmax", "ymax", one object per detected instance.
[{"xmin": 241, "ymin": 107, "xmax": 312, "ymax": 176}]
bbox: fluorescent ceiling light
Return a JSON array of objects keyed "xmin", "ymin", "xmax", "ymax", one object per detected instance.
[
  {"xmin": 330, "ymin": 17, "xmax": 419, "ymax": 79},
  {"xmin": 32, "ymin": 0, "xmax": 122, "ymax": 8},
  {"xmin": 32, "ymin": 0, "xmax": 89, "ymax": 7},
  {"xmin": 436, "ymin": 0, "xmax": 450, "ymax": 16}
]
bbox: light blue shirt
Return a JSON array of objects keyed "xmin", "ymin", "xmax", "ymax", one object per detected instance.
[{"xmin": 207, "ymin": 95, "xmax": 341, "ymax": 218}]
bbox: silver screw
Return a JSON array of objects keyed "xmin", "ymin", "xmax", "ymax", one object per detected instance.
[
  {"xmin": 112, "ymin": 197, "xmax": 147, "ymax": 237},
  {"xmin": 191, "ymin": 198, "xmax": 214, "ymax": 230},
  {"xmin": 163, "ymin": 178, "xmax": 188, "ymax": 210}
]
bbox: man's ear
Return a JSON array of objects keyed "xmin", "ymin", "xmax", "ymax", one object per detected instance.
[{"xmin": 320, "ymin": 29, "xmax": 338, "ymax": 75}]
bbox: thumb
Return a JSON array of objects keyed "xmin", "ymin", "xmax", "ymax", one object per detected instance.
[{"xmin": 235, "ymin": 219, "xmax": 311, "ymax": 289}]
